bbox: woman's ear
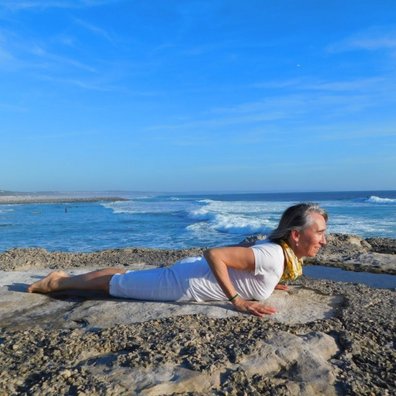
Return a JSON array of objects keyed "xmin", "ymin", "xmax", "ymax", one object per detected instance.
[{"xmin": 290, "ymin": 229, "xmax": 300, "ymax": 246}]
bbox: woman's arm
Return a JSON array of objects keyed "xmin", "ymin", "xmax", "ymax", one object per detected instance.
[{"xmin": 203, "ymin": 247, "xmax": 277, "ymax": 317}]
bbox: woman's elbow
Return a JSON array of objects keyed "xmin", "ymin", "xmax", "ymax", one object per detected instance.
[
  {"xmin": 204, "ymin": 248, "xmax": 222, "ymax": 264},
  {"xmin": 203, "ymin": 248, "xmax": 214, "ymax": 261}
]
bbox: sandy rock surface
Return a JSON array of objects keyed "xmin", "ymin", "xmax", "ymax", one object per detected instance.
[
  {"xmin": 0, "ymin": 235, "xmax": 395, "ymax": 395},
  {"xmin": 0, "ymin": 247, "xmax": 205, "ymax": 271},
  {"xmin": 0, "ymin": 277, "xmax": 394, "ymax": 395},
  {"xmin": 0, "ymin": 267, "xmax": 342, "ymax": 330}
]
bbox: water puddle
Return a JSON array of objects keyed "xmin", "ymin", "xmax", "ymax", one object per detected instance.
[{"xmin": 304, "ymin": 265, "xmax": 396, "ymax": 290}]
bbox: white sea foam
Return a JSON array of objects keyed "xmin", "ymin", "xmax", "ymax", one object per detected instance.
[
  {"xmin": 213, "ymin": 214, "xmax": 272, "ymax": 234},
  {"xmin": 187, "ymin": 213, "xmax": 272, "ymax": 236},
  {"xmin": 102, "ymin": 199, "xmax": 195, "ymax": 215},
  {"xmin": 187, "ymin": 199, "xmax": 279, "ymax": 236},
  {"xmin": 189, "ymin": 207, "xmax": 216, "ymax": 221},
  {"xmin": 366, "ymin": 195, "xmax": 396, "ymax": 204},
  {"xmin": 329, "ymin": 214, "xmax": 395, "ymax": 236},
  {"xmin": 194, "ymin": 199, "xmax": 287, "ymax": 214},
  {"xmin": 0, "ymin": 207, "xmax": 15, "ymax": 214}
]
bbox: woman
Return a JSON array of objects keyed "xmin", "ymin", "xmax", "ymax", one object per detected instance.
[{"xmin": 28, "ymin": 203, "xmax": 327, "ymax": 317}]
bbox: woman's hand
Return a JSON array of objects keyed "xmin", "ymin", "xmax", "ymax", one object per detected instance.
[
  {"xmin": 232, "ymin": 298, "xmax": 276, "ymax": 317},
  {"xmin": 275, "ymin": 283, "xmax": 289, "ymax": 291}
]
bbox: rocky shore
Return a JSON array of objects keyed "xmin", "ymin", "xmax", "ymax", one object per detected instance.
[{"xmin": 0, "ymin": 234, "xmax": 395, "ymax": 395}]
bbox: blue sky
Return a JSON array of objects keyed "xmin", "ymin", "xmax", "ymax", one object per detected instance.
[{"xmin": 1, "ymin": 0, "xmax": 395, "ymax": 193}]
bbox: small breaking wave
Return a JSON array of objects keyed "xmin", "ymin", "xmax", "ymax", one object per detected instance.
[
  {"xmin": 188, "ymin": 208, "xmax": 217, "ymax": 221},
  {"xmin": 0, "ymin": 208, "xmax": 15, "ymax": 214},
  {"xmin": 102, "ymin": 198, "xmax": 195, "ymax": 215},
  {"xmin": 197, "ymin": 199, "xmax": 217, "ymax": 204},
  {"xmin": 366, "ymin": 196, "xmax": 396, "ymax": 204},
  {"xmin": 186, "ymin": 198, "xmax": 280, "ymax": 237},
  {"xmin": 187, "ymin": 212, "xmax": 273, "ymax": 236},
  {"xmin": 213, "ymin": 214, "xmax": 272, "ymax": 235}
]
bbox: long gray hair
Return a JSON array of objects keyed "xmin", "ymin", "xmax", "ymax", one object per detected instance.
[{"xmin": 269, "ymin": 203, "xmax": 328, "ymax": 242}]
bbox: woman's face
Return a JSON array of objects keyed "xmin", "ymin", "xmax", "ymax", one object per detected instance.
[{"xmin": 292, "ymin": 212, "xmax": 327, "ymax": 259}]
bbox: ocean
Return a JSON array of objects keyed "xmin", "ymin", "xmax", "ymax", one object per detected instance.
[{"xmin": 0, "ymin": 190, "xmax": 395, "ymax": 253}]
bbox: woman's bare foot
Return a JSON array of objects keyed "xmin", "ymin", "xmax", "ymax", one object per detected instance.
[
  {"xmin": 28, "ymin": 271, "xmax": 69, "ymax": 294},
  {"xmin": 275, "ymin": 283, "xmax": 289, "ymax": 291}
]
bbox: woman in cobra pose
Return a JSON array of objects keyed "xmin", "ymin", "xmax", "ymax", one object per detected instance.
[{"xmin": 28, "ymin": 202, "xmax": 327, "ymax": 317}]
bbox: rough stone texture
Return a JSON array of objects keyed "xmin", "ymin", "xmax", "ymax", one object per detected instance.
[
  {"xmin": 0, "ymin": 268, "xmax": 342, "ymax": 330},
  {"xmin": 365, "ymin": 237, "xmax": 396, "ymax": 254},
  {"xmin": 1, "ymin": 272, "xmax": 395, "ymax": 395},
  {"xmin": 0, "ymin": 237, "xmax": 395, "ymax": 395},
  {"xmin": 307, "ymin": 234, "xmax": 396, "ymax": 274},
  {"xmin": 0, "ymin": 247, "xmax": 205, "ymax": 271}
]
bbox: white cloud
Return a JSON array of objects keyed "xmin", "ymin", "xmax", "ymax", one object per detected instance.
[
  {"xmin": 301, "ymin": 77, "xmax": 386, "ymax": 92},
  {"xmin": 36, "ymin": 74, "xmax": 122, "ymax": 92},
  {"xmin": 73, "ymin": 18, "xmax": 115, "ymax": 44},
  {"xmin": 327, "ymin": 28, "xmax": 396, "ymax": 53},
  {"xmin": 0, "ymin": 0, "xmax": 120, "ymax": 11},
  {"xmin": 251, "ymin": 76, "xmax": 390, "ymax": 93}
]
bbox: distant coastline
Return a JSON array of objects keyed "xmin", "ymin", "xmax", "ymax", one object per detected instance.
[{"xmin": 0, "ymin": 195, "xmax": 128, "ymax": 204}]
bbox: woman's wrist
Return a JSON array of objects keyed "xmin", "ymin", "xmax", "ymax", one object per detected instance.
[
  {"xmin": 228, "ymin": 293, "xmax": 239, "ymax": 302},
  {"xmin": 229, "ymin": 294, "xmax": 243, "ymax": 306}
]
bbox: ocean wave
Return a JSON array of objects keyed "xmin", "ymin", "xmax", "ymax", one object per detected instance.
[
  {"xmin": 214, "ymin": 214, "xmax": 272, "ymax": 235},
  {"xmin": 366, "ymin": 196, "xmax": 396, "ymax": 204},
  {"xmin": 102, "ymin": 199, "xmax": 193, "ymax": 215},
  {"xmin": 197, "ymin": 199, "xmax": 218, "ymax": 204},
  {"xmin": 186, "ymin": 198, "xmax": 281, "ymax": 237},
  {"xmin": 188, "ymin": 208, "xmax": 217, "ymax": 221},
  {"xmin": 196, "ymin": 199, "xmax": 285, "ymax": 214},
  {"xmin": 0, "ymin": 208, "xmax": 15, "ymax": 214},
  {"xmin": 329, "ymin": 213, "xmax": 395, "ymax": 236},
  {"xmin": 187, "ymin": 212, "xmax": 272, "ymax": 236}
]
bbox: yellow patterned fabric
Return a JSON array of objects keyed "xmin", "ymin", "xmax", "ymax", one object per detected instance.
[{"xmin": 279, "ymin": 240, "xmax": 303, "ymax": 281}]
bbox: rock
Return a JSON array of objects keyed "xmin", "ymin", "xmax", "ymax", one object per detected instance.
[
  {"xmin": 0, "ymin": 247, "xmax": 205, "ymax": 271},
  {"xmin": 80, "ymin": 331, "xmax": 338, "ymax": 395},
  {"xmin": 239, "ymin": 331, "xmax": 339, "ymax": 396},
  {"xmin": 60, "ymin": 369, "xmax": 72, "ymax": 379},
  {"xmin": 366, "ymin": 237, "xmax": 396, "ymax": 254},
  {"xmin": 305, "ymin": 234, "xmax": 396, "ymax": 274},
  {"xmin": 0, "ymin": 267, "xmax": 341, "ymax": 330},
  {"xmin": 0, "ymin": 244, "xmax": 395, "ymax": 395}
]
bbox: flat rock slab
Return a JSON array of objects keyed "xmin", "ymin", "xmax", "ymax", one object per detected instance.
[
  {"xmin": 312, "ymin": 251, "xmax": 396, "ymax": 274},
  {"xmin": 0, "ymin": 266, "xmax": 342, "ymax": 330},
  {"xmin": 78, "ymin": 330, "xmax": 339, "ymax": 396}
]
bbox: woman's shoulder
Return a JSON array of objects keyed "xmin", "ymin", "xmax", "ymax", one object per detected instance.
[
  {"xmin": 253, "ymin": 239, "xmax": 281, "ymax": 249},
  {"xmin": 251, "ymin": 239, "xmax": 283, "ymax": 258},
  {"xmin": 250, "ymin": 240, "xmax": 284, "ymax": 276}
]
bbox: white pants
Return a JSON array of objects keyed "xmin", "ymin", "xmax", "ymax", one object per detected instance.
[{"xmin": 109, "ymin": 262, "xmax": 195, "ymax": 302}]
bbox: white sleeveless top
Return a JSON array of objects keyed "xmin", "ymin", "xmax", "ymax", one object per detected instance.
[{"xmin": 172, "ymin": 240, "xmax": 285, "ymax": 302}]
